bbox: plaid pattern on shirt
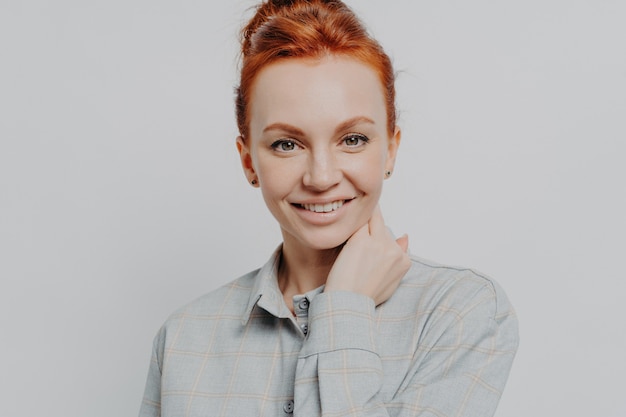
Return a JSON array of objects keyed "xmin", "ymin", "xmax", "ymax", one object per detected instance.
[{"xmin": 139, "ymin": 247, "xmax": 518, "ymax": 417}]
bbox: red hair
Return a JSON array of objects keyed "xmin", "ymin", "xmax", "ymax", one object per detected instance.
[{"xmin": 236, "ymin": 0, "xmax": 396, "ymax": 139}]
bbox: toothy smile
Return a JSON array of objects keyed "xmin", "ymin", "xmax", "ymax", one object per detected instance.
[{"xmin": 299, "ymin": 200, "xmax": 346, "ymax": 213}]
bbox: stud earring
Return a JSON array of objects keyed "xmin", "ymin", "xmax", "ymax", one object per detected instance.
[
  {"xmin": 385, "ymin": 170, "xmax": 392, "ymax": 178},
  {"xmin": 251, "ymin": 179, "xmax": 258, "ymax": 186}
]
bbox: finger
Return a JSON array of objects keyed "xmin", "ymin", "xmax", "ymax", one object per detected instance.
[
  {"xmin": 368, "ymin": 205, "xmax": 387, "ymax": 235},
  {"xmin": 396, "ymin": 234, "xmax": 409, "ymax": 253}
]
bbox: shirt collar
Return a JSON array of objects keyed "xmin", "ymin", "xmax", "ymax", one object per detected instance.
[{"xmin": 241, "ymin": 245, "xmax": 293, "ymax": 324}]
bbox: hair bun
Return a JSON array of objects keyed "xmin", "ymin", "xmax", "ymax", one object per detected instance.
[
  {"xmin": 241, "ymin": 0, "xmax": 345, "ymax": 55},
  {"xmin": 269, "ymin": 0, "xmax": 296, "ymax": 5},
  {"xmin": 236, "ymin": 0, "xmax": 397, "ymax": 139}
]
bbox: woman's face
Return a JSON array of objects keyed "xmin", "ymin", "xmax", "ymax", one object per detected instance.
[{"xmin": 238, "ymin": 55, "xmax": 400, "ymax": 251}]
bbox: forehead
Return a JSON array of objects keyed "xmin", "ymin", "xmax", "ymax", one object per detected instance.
[{"xmin": 248, "ymin": 55, "xmax": 387, "ymax": 137}]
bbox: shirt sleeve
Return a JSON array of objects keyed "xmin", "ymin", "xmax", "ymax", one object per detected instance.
[
  {"xmin": 138, "ymin": 327, "xmax": 165, "ymax": 417},
  {"xmin": 294, "ymin": 283, "xmax": 519, "ymax": 417}
]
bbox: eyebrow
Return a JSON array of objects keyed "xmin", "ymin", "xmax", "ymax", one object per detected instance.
[{"xmin": 262, "ymin": 116, "xmax": 376, "ymax": 136}]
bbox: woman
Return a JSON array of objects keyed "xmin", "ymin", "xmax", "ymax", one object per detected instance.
[{"xmin": 139, "ymin": 1, "xmax": 518, "ymax": 416}]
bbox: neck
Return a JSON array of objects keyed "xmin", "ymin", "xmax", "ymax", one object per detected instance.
[{"xmin": 278, "ymin": 238, "xmax": 342, "ymax": 311}]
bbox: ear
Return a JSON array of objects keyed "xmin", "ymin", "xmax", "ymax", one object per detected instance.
[
  {"xmin": 384, "ymin": 127, "xmax": 402, "ymax": 174},
  {"xmin": 236, "ymin": 136, "xmax": 259, "ymax": 186}
]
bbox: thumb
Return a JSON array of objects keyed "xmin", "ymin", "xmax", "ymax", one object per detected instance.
[{"xmin": 396, "ymin": 234, "xmax": 409, "ymax": 253}]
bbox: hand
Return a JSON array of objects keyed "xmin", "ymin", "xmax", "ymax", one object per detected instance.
[{"xmin": 325, "ymin": 206, "xmax": 411, "ymax": 305}]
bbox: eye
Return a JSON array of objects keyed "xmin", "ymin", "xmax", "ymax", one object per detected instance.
[
  {"xmin": 342, "ymin": 133, "xmax": 369, "ymax": 148},
  {"xmin": 271, "ymin": 139, "xmax": 301, "ymax": 153}
]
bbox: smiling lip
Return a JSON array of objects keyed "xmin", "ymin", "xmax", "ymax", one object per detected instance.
[{"xmin": 294, "ymin": 197, "xmax": 356, "ymax": 213}]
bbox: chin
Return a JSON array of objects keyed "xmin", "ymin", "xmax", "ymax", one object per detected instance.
[
  {"xmin": 287, "ymin": 227, "xmax": 354, "ymax": 252},
  {"xmin": 305, "ymin": 238, "xmax": 347, "ymax": 251}
]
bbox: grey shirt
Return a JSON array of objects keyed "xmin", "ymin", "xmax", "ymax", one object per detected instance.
[{"xmin": 139, "ymin": 247, "xmax": 518, "ymax": 416}]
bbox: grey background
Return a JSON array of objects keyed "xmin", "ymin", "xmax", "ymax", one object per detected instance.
[{"xmin": 1, "ymin": 0, "xmax": 624, "ymax": 416}]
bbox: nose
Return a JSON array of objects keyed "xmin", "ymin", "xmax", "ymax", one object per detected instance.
[{"xmin": 302, "ymin": 148, "xmax": 341, "ymax": 191}]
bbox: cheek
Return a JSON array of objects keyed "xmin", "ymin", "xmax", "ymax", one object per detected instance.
[
  {"xmin": 344, "ymin": 152, "xmax": 386, "ymax": 191},
  {"xmin": 256, "ymin": 158, "xmax": 299, "ymax": 200}
]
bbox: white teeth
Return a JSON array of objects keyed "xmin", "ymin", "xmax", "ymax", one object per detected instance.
[{"xmin": 302, "ymin": 200, "xmax": 344, "ymax": 213}]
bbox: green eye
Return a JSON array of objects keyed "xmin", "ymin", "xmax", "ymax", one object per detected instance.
[
  {"xmin": 343, "ymin": 134, "xmax": 368, "ymax": 147},
  {"xmin": 280, "ymin": 141, "xmax": 295, "ymax": 151},
  {"xmin": 271, "ymin": 139, "xmax": 299, "ymax": 152}
]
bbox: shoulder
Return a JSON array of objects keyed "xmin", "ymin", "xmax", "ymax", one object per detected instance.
[
  {"xmin": 395, "ymin": 255, "xmax": 516, "ymax": 323},
  {"xmin": 159, "ymin": 268, "xmax": 260, "ymax": 332},
  {"xmin": 147, "ymin": 268, "xmax": 262, "ymax": 369},
  {"xmin": 386, "ymin": 255, "xmax": 519, "ymax": 353}
]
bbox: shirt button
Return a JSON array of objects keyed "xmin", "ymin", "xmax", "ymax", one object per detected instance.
[
  {"xmin": 300, "ymin": 324, "xmax": 308, "ymax": 335},
  {"xmin": 298, "ymin": 298, "xmax": 309, "ymax": 310},
  {"xmin": 283, "ymin": 400, "xmax": 294, "ymax": 414}
]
